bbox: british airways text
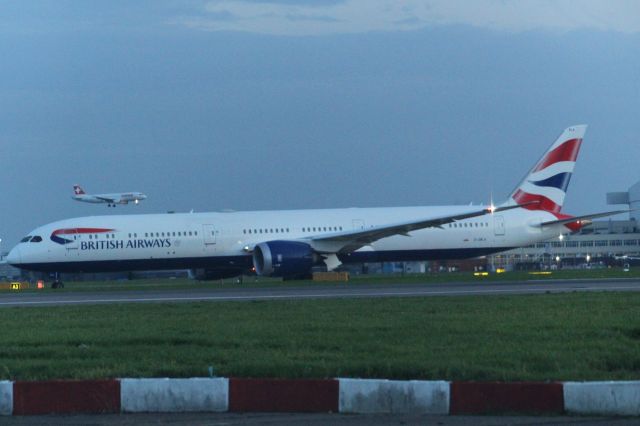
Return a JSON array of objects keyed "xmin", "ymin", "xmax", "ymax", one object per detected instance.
[{"xmin": 80, "ymin": 239, "xmax": 172, "ymax": 251}]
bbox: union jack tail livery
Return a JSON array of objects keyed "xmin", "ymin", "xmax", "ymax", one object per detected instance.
[
  {"xmin": 506, "ymin": 125, "xmax": 586, "ymax": 213},
  {"xmin": 73, "ymin": 184, "xmax": 85, "ymax": 195}
]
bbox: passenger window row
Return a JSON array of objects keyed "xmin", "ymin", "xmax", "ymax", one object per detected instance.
[
  {"xmin": 244, "ymin": 228, "xmax": 290, "ymax": 234},
  {"xmin": 143, "ymin": 231, "xmax": 196, "ymax": 238},
  {"xmin": 448, "ymin": 222, "xmax": 489, "ymax": 228},
  {"xmin": 302, "ymin": 226, "xmax": 343, "ymax": 233},
  {"xmin": 72, "ymin": 231, "xmax": 199, "ymax": 240},
  {"xmin": 242, "ymin": 226, "xmax": 344, "ymax": 235}
]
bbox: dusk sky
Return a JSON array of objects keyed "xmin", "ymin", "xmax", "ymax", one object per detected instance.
[{"xmin": 1, "ymin": 1, "xmax": 639, "ymax": 248}]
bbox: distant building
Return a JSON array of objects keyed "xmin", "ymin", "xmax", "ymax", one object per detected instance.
[{"xmin": 606, "ymin": 180, "xmax": 640, "ymax": 222}]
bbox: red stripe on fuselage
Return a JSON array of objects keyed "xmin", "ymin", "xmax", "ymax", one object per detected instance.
[{"xmin": 533, "ymin": 138, "xmax": 582, "ymax": 172}]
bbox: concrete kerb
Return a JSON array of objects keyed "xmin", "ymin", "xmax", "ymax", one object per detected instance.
[
  {"xmin": 2, "ymin": 378, "xmax": 640, "ymax": 416},
  {"xmin": 120, "ymin": 378, "xmax": 229, "ymax": 413},
  {"xmin": 0, "ymin": 381, "xmax": 12, "ymax": 416},
  {"xmin": 338, "ymin": 378, "xmax": 449, "ymax": 414},
  {"xmin": 564, "ymin": 381, "xmax": 640, "ymax": 416}
]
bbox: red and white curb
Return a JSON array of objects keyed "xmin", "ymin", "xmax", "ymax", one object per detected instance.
[
  {"xmin": 0, "ymin": 381, "xmax": 11, "ymax": 416},
  {"xmin": 0, "ymin": 378, "xmax": 639, "ymax": 416},
  {"xmin": 121, "ymin": 378, "xmax": 228, "ymax": 413},
  {"xmin": 564, "ymin": 381, "xmax": 640, "ymax": 416},
  {"xmin": 339, "ymin": 378, "xmax": 449, "ymax": 414}
]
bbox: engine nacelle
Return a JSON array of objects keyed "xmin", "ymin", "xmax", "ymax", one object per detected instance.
[{"xmin": 252, "ymin": 240, "xmax": 315, "ymax": 277}]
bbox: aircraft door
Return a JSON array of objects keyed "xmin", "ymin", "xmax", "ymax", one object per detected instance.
[
  {"xmin": 65, "ymin": 229, "xmax": 80, "ymax": 257},
  {"xmin": 202, "ymin": 224, "xmax": 217, "ymax": 251},
  {"xmin": 352, "ymin": 219, "xmax": 365, "ymax": 231},
  {"xmin": 494, "ymin": 216, "xmax": 505, "ymax": 236}
]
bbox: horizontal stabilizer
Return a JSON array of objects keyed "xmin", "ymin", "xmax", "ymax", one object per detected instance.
[{"xmin": 538, "ymin": 210, "xmax": 630, "ymax": 228}]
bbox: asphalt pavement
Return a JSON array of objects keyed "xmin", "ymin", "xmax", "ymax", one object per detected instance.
[{"xmin": 1, "ymin": 277, "xmax": 639, "ymax": 308}]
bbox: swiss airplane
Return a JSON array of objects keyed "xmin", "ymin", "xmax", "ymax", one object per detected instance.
[
  {"xmin": 72, "ymin": 185, "xmax": 147, "ymax": 207},
  {"xmin": 8, "ymin": 125, "xmax": 625, "ymax": 287}
]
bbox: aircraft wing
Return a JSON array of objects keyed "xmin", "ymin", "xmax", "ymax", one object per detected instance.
[
  {"xmin": 307, "ymin": 203, "xmax": 530, "ymax": 254},
  {"xmin": 95, "ymin": 196, "xmax": 117, "ymax": 203}
]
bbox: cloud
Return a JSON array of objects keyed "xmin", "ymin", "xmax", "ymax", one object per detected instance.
[{"xmin": 174, "ymin": 0, "xmax": 640, "ymax": 35}]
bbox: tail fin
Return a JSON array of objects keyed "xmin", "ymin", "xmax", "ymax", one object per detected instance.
[
  {"xmin": 504, "ymin": 125, "xmax": 587, "ymax": 213},
  {"xmin": 73, "ymin": 184, "xmax": 85, "ymax": 195}
]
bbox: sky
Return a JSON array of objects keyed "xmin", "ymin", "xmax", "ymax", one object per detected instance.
[{"xmin": 1, "ymin": 0, "xmax": 639, "ymax": 249}]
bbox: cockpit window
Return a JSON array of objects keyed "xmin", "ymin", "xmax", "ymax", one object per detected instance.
[
  {"xmin": 30, "ymin": 236, "xmax": 43, "ymax": 243},
  {"xmin": 20, "ymin": 236, "xmax": 32, "ymax": 243}
]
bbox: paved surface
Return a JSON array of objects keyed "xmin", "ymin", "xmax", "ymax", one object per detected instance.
[
  {"xmin": 2, "ymin": 413, "xmax": 639, "ymax": 425},
  {"xmin": 1, "ymin": 278, "xmax": 640, "ymax": 308}
]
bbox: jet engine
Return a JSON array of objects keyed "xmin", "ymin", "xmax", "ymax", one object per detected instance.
[{"xmin": 252, "ymin": 240, "xmax": 316, "ymax": 278}]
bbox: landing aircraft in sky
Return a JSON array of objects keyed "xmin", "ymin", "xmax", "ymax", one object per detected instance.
[
  {"xmin": 9, "ymin": 125, "xmax": 625, "ymax": 287},
  {"xmin": 72, "ymin": 185, "xmax": 147, "ymax": 207}
]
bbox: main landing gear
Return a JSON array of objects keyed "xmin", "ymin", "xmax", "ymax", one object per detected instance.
[{"xmin": 51, "ymin": 273, "xmax": 64, "ymax": 289}]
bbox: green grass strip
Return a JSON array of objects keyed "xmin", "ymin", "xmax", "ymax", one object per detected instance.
[{"xmin": 1, "ymin": 291, "xmax": 639, "ymax": 381}]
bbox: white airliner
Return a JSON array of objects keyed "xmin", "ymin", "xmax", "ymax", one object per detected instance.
[
  {"xmin": 72, "ymin": 185, "xmax": 147, "ymax": 207},
  {"xmin": 8, "ymin": 125, "xmax": 625, "ymax": 287}
]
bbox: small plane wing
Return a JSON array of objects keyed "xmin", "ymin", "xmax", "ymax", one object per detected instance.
[
  {"xmin": 538, "ymin": 210, "xmax": 630, "ymax": 227},
  {"xmin": 308, "ymin": 203, "xmax": 532, "ymax": 254}
]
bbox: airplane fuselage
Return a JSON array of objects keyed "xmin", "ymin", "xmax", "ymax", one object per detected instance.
[
  {"xmin": 72, "ymin": 192, "xmax": 146, "ymax": 205},
  {"xmin": 12, "ymin": 125, "xmax": 600, "ymax": 281},
  {"xmin": 7, "ymin": 205, "xmax": 564, "ymax": 274}
]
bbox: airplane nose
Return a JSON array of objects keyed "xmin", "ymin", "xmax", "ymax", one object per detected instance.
[{"xmin": 6, "ymin": 246, "xmax": 21, "ymax": 265}]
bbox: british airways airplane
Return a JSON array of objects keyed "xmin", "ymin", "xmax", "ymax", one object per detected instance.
[
  {"xmin": 7, "ymin": 125, "xmax": 624, "ymax": 287},
  {"xmin": 72, "ymin": 184, "xmax": 147, "ymax": 207}
]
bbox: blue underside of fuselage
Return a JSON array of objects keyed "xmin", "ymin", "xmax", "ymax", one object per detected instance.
[
  {"xmin": 15, "ymin": 247, "xmax": 512, "ymax": 273},
  {"xmin": 13, "ymin": 247, "xmax": 515, "ymax": 274}
]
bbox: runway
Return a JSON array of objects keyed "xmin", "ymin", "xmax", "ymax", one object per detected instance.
[{"xmin": 1, "ymin": 278, "xmax": 640, "ymax": 308}]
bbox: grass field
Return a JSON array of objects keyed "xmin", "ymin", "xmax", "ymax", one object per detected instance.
[{"xmin": 1, "ymin": 290, "xmax": 639, "ymax": 382}]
